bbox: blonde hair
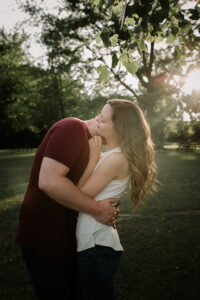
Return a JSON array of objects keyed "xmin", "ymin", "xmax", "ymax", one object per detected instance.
[{"xmin": 107, "ymin": 99, "xmax": 157, "ymax": 207}]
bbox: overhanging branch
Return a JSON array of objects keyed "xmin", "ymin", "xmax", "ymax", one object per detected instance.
[{"xmin": 147, "ymin": 41, "xmax": 155, "ymax": 80}]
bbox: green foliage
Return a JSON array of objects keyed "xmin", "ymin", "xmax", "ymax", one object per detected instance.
[
  {"xmin": 111, "ymin": 52, "xmax": 119, "ymax": 68},
  {"xmin": 0, "ymin": 28, "xmax": 104, "ymax": 148},
  {"xmin": 93, "ymin": 0, "xmax": 200, "ymax": 73},
  {"xmin": 119, "ymin": 52, "xmax": 139, "ymax": 75},
  {"xmin": 91, "ymin": 0, "xmax": 200, "ymax": 143},
  {"xmin": 100, "ymin": 27, "xmax": 111, "ymax": 47},
  {"xmin": 97, "ymin": 65, "xmax": 111, "ymax": 82},
  {"xmin": 0, "ymin": 30, "xmax": 33, "ymax": 145},
  {"xmin": 5, "ymin": 0, "xmax": 200, "ymax": 146}
]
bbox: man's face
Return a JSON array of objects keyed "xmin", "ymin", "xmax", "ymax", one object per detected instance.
[
  {"xmin": 96, "ymin": 104, "xmax": 115, "ymax": 140},
  {"xmin": 89, "ymin": 117, "xmax": 99, "ymax": 137}
]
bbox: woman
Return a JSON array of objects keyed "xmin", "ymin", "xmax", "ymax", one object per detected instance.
[{"xmin": 76, "ymin": 99, "xmax": 157, "ymax": 300}]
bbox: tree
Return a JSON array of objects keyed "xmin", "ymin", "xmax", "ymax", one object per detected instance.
[
  {"xmin": 19, "ymin": 0, "xmax": 200, "ymax": 144},
  {"xmin": 0, "ymin": 29, "xmax": 34, "ymax": 147},
  {"xmin": 91, "ymin": 0, "xmax": 200, "ymax": 143},
  {"xmin": 0, "ymin": 28, "xmax": 93, "ymax": 148}
]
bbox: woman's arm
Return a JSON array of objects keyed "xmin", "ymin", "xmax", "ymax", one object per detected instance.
[
  {"xmin": 39, "ymin": 156, "xmax": 119, "ymax": 226},
  {"xmin": 78, "ymin": 136, "xmax": 103, "ymax": 188},
  {"xmin": 80, "ymin": 152, "xmax": 126, "ymax": 198}
]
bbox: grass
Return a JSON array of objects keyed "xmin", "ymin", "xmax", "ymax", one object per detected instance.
[{"xmin": 0, "ymin": 148, "xmax": 200, "ymax": 300}]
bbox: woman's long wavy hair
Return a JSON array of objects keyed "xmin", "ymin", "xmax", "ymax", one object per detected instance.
[{"xmin": 107, "ymin": 99, "xmax": 157, "ymax": 208}]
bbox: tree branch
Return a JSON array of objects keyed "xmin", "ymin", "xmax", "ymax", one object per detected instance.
[
  {"xmin": 82, "ymin": 40, "xmax": 139, "ymax": 100},
  {"xmin": 101, "ymin": 58, "xmax": 139, "ymax": 99},
  {"xmin": 142, "ymin": 50, "xmax": 147, "ymax": 70},
  {"xmin": 147, "ymin": 41, "xmax": 154, "ymax": 79},
  {"xmin": 135, "ymin": 70, "xmax": 148, "ymax": 88}
]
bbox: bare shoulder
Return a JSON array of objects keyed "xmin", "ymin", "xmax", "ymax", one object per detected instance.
[
  {"xmin": 101, "ymin": 151, "xmax": 129, "ymax": 179},
  {"xmin": 109, "ymin": 151, "xmax": 128, "ymax": 164}
]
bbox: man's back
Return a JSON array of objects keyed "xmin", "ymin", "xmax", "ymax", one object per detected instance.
[{"xmin": 15, "ymin": 117, "xmax": 90, "ymax": 259}]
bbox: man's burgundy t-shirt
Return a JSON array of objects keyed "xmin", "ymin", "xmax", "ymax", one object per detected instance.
[{"xmin": 15, "ymin": 118, "xmax": 91, "ymax": 259}]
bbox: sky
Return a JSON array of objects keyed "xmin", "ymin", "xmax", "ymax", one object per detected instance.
[
  {"xmin": 0, "ymin": 0, "xmax": 58, "ymax": 29},
  {"xmin": 0, "ymin": 0, "xmax": 60, "ymax": 63},
  {"xmin": 0, "ymin": 0, "xmax": 26, "ymax": 29}
]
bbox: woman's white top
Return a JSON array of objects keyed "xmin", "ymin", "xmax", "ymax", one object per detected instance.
[{"xmin": 76, "ymin": 147, "xmax": 130, "ymax": 252}]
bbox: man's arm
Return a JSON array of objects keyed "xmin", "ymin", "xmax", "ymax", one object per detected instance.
[
  {"xmin": 38, "ymin": 157, "xmax": 117, "ymax": 226},
  {"xmin": 80, "ymin": 152, "xmax": 126, "ymax": 198}
]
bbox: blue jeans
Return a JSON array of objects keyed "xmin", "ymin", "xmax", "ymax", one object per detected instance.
[{"xmin": 78, "ymin": 245, "xmax": 122, "ymax": 300}]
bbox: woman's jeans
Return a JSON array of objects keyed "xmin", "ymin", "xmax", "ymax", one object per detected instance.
[{"xmin": 78, "ymin": 245, "xmax": 122, "ymax": 300}]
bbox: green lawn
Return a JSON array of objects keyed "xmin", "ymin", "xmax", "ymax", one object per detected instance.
[{"xmin": 0, "ymin": 148, "xmax": 200, "ymax": 300}]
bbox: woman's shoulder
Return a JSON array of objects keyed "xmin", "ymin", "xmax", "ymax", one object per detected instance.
[
  {"xmin": 101, "ymin": 151, "xmax": 129, "ymax": 178},
  {"xmin": 108, "ymin": 150, "xmax": 127, "ymax": 162}
]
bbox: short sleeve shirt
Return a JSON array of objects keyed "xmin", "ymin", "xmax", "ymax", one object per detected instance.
[{"xmin": 15, "ymin": 118, "xmax": 91, "ymax": 259}]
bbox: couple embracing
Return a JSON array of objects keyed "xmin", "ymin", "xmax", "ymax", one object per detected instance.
[{"xmin": 15, "ymin": 99, "xmax": 157, "ymax": 300}]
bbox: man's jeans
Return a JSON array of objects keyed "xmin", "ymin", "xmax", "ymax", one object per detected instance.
[
  {"xmin": 21, "ymin": 247, "xmax": 78, "ymax": 300},
  {"xmin": 78, "ymin": 245, "xmax": 122, "ymax": 300}
]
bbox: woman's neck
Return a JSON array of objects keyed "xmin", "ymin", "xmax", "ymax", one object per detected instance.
[{"xmin": 106, "ymin": 138, "xmax": 119, "ymax": 151}]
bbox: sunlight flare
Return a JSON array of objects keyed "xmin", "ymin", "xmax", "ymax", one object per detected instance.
[{"xmin": 182, "ymin": 69, "xmax": 200, "ymax": 94}]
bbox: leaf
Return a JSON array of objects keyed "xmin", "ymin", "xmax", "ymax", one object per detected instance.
[
  {"xmin": 137, "ymin": 40, "xmax": 146, "ymax": 51},
  {"xmin": 125, "ymin": 17, "xmax": 135, "ymax": 26},
  {"xmin": 145, "ymin": 33, "xmax": 154, "ymax": 43},
  {"xmin": 166, "ymin": 35, "xmax": 176, "ymax": 44},
  {"xmin": 171, "ymin": 25, "xmax": 179, "ymax": 35},
  {"xmin": 100, "ymin": 27, "xmax": 110, "ymax": 48},
  {"xmin": 94, "ymin": 0, "xmax": 101, "ymax": 6},
  {"xmin": 154, "ymin": 35, "xmax": 163, "ymax": 43},
  {"xmin": 119, "ymin": 52, "xmax": 128, "ymax": 63},
  {"xmin": 128, "ymin": 42, "xmax": 137, "ymax": 52},
  {"xmin": 97, "ymin": 65, "xmax": 111, "ymax": 82},
  {"xmin": 119, "ymin": 52, "xmax": 139, "ymax": 75},
  {"xmin": 111, "ymin": 2, "xmax": 124, "ymax": 16},
  {"xmin": 112, "ymin": 52, "xmax": 118, "ymax": 68},
  {"xmin": 188, "ymin": 8, "xmax": 200, "ymax": 20},
  {"xmin": 123, "ymin": 61, "xmax": 139, "ymax": 75},
  {"xmin": 171, "ymin": 16, "xmax": 179, "ymax": 25},
  {"xmin": 109, "ymin": 34, "xmax": 118, "ymax": 47},
  {"xmin": 96, "ymin": 31, "xmax": 101, "ymax": 44}
]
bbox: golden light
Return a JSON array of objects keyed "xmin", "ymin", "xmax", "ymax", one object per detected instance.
[{"xmin": 182, "ymin": 69, "xmax": 200, "ymax": 94}]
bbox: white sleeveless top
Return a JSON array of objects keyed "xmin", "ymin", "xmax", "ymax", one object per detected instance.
[{"xmin": 76, "ymin": 147, "xmax": 130, "ymax": 252}]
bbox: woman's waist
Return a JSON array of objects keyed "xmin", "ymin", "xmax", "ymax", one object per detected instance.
[{"xmin": 76, "ymin": 212, "xmax": 114, "ymax": 235}]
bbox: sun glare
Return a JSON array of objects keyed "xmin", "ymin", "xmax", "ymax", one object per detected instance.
[{"xmin": 182, "ymin": 69, "xmax": 200, "ymax": 94}]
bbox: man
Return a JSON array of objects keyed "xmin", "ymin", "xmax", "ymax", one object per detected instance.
[{"xmin": 15, "ymin": 116, "xmax": 118, "ymax": 300}]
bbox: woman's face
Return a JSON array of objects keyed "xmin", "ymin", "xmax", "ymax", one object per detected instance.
[{"xmin": 96, "ymin": 104, "xmax": 115, "ymax": 140}]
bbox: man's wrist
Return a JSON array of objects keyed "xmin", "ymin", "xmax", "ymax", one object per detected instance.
[{"xmin": 85, "ymin": 199, "xmax": 101, "ymax": 218}]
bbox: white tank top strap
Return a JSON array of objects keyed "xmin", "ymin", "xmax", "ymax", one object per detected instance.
[{"xmin": 94, "ymin": 147, "xmax": 121, "ymax": 170}]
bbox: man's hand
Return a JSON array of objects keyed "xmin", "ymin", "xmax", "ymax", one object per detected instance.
[{"xmin": 93, "ymin": 198, "xmax": 120, "ymax": 227}]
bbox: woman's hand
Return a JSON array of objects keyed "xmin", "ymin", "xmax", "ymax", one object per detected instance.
[
  {"xmin": 89, "ymin": 136, "xmax": 102, "ymax": 165},
  {"xmin": 78, "ymin": 136, "xmax": 102, "ymax": 188}
]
